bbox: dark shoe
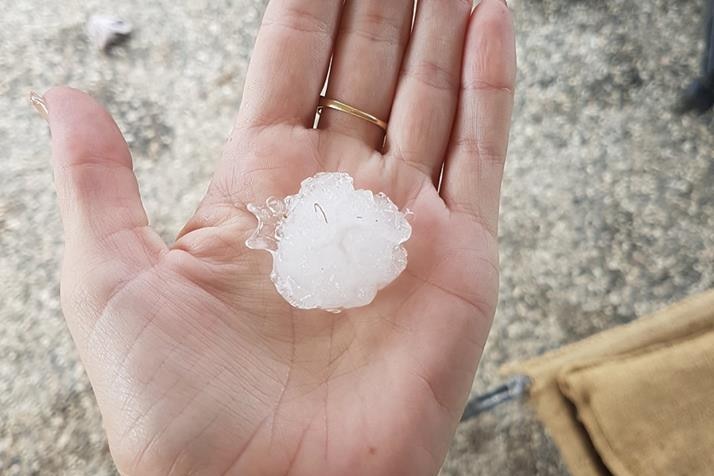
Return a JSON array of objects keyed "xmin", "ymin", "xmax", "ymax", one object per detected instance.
[{"xmin": 676, "ymin": 78, "xmax": 714, "ymax": 114}]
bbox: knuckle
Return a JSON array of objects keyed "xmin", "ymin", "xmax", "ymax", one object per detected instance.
[
  {"xmin": 403, "ymin": 58, "xmax": 460, "ymax": 93},
  {"xmin": 454, "ymin": 137, "xmax": 506, "ymax": 165},
  {"xmin": 343, "ymin": 9, "xmax": 403, "ymax": 45},
  {"xmin": 263, "ymin": 4, "xmax": 331, "ymax": 38},
  {"xmin": 462, "ymin": 79, "xmax": 514, "ymax": 95}
]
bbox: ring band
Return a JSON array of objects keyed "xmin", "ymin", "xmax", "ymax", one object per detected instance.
[{"xmin": 317, "ymin": 97, "xmax": 388, "ymax": 132}]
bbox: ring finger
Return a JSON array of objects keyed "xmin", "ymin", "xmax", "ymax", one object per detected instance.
[{"xmin": 319, "ymin": 0, "xmax": 414, "ymax": 149}]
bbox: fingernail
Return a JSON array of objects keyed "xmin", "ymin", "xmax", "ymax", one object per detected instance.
[{"xmin": 29, "ymin": 91, "xmax": 49, "ymax": 122}]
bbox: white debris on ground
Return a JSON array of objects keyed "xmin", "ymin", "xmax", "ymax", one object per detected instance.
[
  {"xmin": 86, "ymin": 15, "xmax": 132, "ymax": 51},
  {"xmin": 247, "ymin": 172, "xmax": 412, "ymax": 311}
]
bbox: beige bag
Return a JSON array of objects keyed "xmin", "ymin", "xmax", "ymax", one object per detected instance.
[{"xmin": 503, "ymin": 290, "xmax": 714, "ymax": 476}]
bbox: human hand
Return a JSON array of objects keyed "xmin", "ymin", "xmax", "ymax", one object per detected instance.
[{"xmin": 39, "ymin": 0, "xmax": 515, "ymax": 474}]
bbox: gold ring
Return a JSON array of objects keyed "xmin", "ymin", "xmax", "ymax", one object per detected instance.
[{"xmin": 316, "ymin": 97, "xmax": 388, "ymax": 132}]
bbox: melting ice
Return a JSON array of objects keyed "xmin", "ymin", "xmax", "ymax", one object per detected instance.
[{"xmin": 247, "ymin": 172, "xmax": 412, "ymax": 311}]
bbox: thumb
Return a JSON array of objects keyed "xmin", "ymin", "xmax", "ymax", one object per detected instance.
[{"xmin": 40, "ymin": 86, "xmax": 166, "ymax": 334}]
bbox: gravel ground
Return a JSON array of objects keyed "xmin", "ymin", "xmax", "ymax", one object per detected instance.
[{"xmin": 1, "ymin": 0, "xmax": 713, "ymax": 474}]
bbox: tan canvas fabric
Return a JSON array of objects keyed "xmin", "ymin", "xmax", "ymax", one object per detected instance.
[
  {"xmin": 502, "ymin": 289, "xmax": 714, "ymax": 476},
  {"xmin": 559, "ymin": 330, "xmax": 714, "ymax": 476}
]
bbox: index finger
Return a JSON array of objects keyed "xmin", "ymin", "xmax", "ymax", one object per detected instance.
[{"xmin": 236, "ymin": 0, "xmax": 343, "ymax": 129}]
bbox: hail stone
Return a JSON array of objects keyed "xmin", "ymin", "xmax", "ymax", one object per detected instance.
[{"xmin": 246, "ymin": 172, "xmax": 412, "ymax": 312}]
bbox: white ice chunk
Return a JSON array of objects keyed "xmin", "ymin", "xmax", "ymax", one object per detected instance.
[{"xmin": 246, "ymin": 172, "xmax": 412, "ymax": 312}]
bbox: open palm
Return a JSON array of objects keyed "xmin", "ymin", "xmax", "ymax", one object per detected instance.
[{"xmin": 42, "ymin": 1, "xmax": 514, "ymax": 474}]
